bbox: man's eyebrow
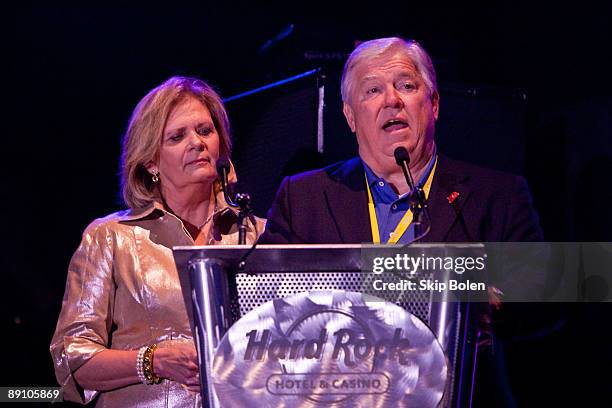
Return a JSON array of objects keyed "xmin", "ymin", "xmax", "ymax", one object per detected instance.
[
  {"xmin": 360, "ymin": 71, "xmax": 418, "ymax": 83},
  {"xmin": 397, "ymin": 71, "xmax": 418, "ymax": 79},
  {"xmin": 360, "ymin": 75, "xmax": 379, "ymax": 83}
]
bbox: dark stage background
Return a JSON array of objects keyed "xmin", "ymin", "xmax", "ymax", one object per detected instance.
[{"xmin": 4, "ymin": 2, "xmax": 612, "ymax": 406}]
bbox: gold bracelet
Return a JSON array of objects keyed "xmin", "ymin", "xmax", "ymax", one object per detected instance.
[{"xmin": 142, "ymin": 344, "xmax": 161, "ymax": 385}]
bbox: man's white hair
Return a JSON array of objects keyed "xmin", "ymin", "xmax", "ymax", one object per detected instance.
[{"xmin": 341, "ymin": 37, "xmax": 438, "ymax": 103}]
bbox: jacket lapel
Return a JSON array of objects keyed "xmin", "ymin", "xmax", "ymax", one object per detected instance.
[
  {"xmin": 425, "ymin": 155, "xmax": 472, "ymax": 242},
  {"xmin": 323, "ymin": 158, "xmax": 372, "ymax": 243},
  {"xmin": 321, "ymin": 155, "xmax": 472, "ymax": 243}
]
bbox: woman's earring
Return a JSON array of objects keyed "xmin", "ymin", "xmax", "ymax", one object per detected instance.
[{"xmin": 151, "ymin": 172, "xmax": 160, "ymax": 183}]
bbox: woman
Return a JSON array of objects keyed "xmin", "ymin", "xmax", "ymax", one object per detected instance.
[{"xmin": 50, "ymin": 76, "xmax": 264, "ymax": 406}]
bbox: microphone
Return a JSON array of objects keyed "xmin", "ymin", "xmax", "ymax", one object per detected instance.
[
  {"xmin": 394, "ymin": 147, "xmax": 416, "ymax": 192},
  {"xmin": 393, "ymin": 146, "xmax": 410, "ymax": 164},
  {"xmin": 216, "ymin": 158, "xmax": 230, "ymax": 184},
  {"xmin": 393, "ymin": 146, "xmax": 431, "ymax": 243},
  {"xmin": 216, "ymin": 158, "xmax": 237, "ymax": 207}
]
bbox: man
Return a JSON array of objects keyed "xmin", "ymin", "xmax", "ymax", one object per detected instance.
[
  {"xmin": 259, "ymin": 38, "xmax": 542, "ymax": 406},
  {"xmin": 258, "ymin": 38, "xmax": 545, "ymax": 407},
  {"xmin": 259, "ymin": 37, "xmax": 542, "ymax": 245}
]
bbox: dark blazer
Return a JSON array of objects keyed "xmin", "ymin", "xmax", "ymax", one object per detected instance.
[{"xmin": 258, "ymin": 155, "xmax": 543, "ymax": 244}]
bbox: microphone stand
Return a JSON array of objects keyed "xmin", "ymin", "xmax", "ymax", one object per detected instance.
[
  {"xmin": 220, "ymin": 189, "xmax": 253, "ymax": 245},
  {"xmin": 217, "ymin": 160, "xmax": 254, "ymax": 245},
  {"xmin": 234, "ymin": 193, "xmax": 252, "ymax": 245},
  {"xmin": 394, "ymin": 147, "xmax": 431, "ymax": 243},
  {"xmin": 226, "ymin": 190, "xmax": 259, "ymax": 272},
  {"xmin": 409, "ymin": 185, "xmax": 429, "ymax": 241}
]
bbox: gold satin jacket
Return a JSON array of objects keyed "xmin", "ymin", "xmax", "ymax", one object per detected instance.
[{"xmin": 50, "ymin": 200, "xmax": 264, "ymax": 407}]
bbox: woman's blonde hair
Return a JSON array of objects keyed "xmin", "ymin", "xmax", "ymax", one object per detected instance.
[{"xmin": 121, "ymin": 76, "xmax": 232, "ymax": 209}]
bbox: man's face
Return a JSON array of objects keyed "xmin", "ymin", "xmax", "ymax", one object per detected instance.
[{"xmin": 343, "ymin": 52, "xmax": 439, "ymax": 175}]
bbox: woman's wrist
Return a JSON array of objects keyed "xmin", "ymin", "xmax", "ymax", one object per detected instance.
[{"xmin": 152, "ymin": 346, "xmax": 172, "ymax": 380}]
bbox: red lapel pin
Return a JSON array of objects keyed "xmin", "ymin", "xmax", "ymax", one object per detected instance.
[{"xmin": 446, "ymin": 191, "xmax": 460, "ymax": 204}]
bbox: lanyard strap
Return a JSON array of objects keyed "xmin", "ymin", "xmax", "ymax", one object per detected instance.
[{"xmin": 366, "ymin": 157, "xmax": 437, "ymax": 244}]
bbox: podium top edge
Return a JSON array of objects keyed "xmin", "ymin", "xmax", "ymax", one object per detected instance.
[{"xmin": 173, "ymin": 243, "xmax": 486, "ymax": 251}]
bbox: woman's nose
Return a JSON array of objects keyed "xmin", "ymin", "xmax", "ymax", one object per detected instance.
[{"xmin": 187, "ymin": 130, "xmax": 206, "ymax": 150}]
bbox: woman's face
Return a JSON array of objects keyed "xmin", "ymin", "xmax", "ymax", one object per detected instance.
[{"xmin": 153, "ymin": 95, "xmax": 220, "ymax": 196}]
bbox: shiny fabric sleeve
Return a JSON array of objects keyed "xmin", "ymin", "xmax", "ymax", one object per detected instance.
[{"xmin": 50, "ymin": 221, "xmax": 117, "ymax": 404}]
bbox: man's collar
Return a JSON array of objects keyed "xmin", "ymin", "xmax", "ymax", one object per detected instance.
[
  {"xmin": 363, "ymin": 161, "xmax": 384, "ymax": 187},
  {"xmin": 417, "ymin": 144, "xmax": 438, "ymax": 187},
  {"xmin": 362, "ymin": 144, "xmax": 438, "ymax": 190}
]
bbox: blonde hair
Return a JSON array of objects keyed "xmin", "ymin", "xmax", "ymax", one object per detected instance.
[
  {"xmin": 121, "ymin": 76, "xmax": 232, "ymax": 209},
  {"xmin": 341, "ymin": 37, "xmax": 438, "ymax": 103}
]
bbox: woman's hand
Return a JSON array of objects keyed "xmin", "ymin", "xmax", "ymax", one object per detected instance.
[{"xmin": 154, "ymin": 343, "xmax": 200, "ymax": 393}]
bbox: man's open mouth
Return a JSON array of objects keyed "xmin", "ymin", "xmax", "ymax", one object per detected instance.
[{"xmin": 382, "ymin": 119, "xmax": 408, "ymax": 132}]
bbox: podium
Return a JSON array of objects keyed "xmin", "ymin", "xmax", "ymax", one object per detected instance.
[{"xmin": 173, "ymin": 244, "xmax": 484, "ymax": 407}]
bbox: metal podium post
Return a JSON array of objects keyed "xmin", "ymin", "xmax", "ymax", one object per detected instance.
[{"xmin": 188, "ymin": 258, "xmax": 233, "ymax": 408}]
